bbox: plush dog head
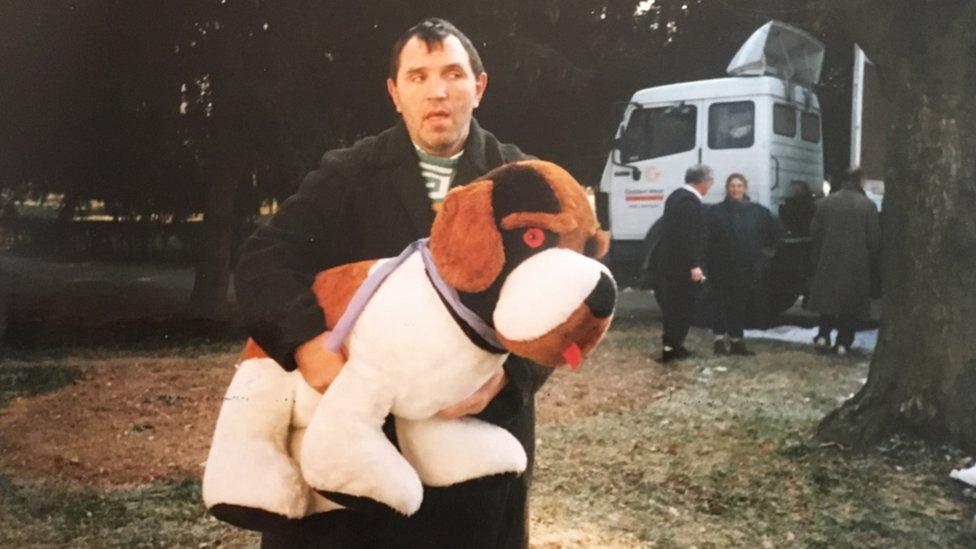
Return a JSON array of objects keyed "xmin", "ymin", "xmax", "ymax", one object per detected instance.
[{"xmin": 429, "ymin": 160, "xmax": 615, "ymax": 368}]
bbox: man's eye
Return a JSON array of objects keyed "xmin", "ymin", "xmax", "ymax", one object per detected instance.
[{"xmin": 522, "ymin": 227, "xmax": 546, "ymax": 248}]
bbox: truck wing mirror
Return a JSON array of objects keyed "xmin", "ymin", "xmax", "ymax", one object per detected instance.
[{"xmin": 610, "ymin": 148, "xmax": 642, "ymax": 181}]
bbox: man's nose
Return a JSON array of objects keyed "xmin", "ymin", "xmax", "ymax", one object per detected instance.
[{"xmin": 426, "ymin": 76, "xmax": 448, "ymax": 98}]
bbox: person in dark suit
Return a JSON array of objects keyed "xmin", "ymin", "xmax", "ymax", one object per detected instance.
[
  {"xmin": 656, "ymin": 164, "xmax": 713, "ymax": 362},
  {"xmin": 779, "ymin": 180, "xmax": 816, "ymax": 238},
  {"xmin": 235, "ymin": 18, "xmax": 545, "ymax": 548}
]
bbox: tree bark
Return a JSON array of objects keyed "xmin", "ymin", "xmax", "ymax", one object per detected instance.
[
  {"xmin": 188, "ymin": 159, "xmax": 241, "ymax": 318},
  {"xmin": 816, "ymin": 1, "xmax": 976, "ymax": 452}
]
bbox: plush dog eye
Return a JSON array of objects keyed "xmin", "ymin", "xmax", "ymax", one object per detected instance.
[{"xmin": 522, "ymin": 227, "xmax": 545, "ymax": 248}]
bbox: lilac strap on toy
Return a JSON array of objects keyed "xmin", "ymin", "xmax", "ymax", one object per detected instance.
[{"xmin": 324, "ymin": 238, "xmax": 502, "ymax": 353}]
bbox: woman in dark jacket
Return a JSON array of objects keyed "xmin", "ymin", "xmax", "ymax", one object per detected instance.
[{"xmin": 706, "ymin": 173, "xmax": 779, "ymax": 355}]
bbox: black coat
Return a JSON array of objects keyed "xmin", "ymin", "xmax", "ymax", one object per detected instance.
[
  {"xmin": 779, "ymin": 193, "xmax": 816, "ymax": 237},
  {"xmin": 657, "ymin": 187, "xmax": 705, "ymax": 280},
  {"xmin": 807, "ymin": 188, "xmax": 881, "ymax": 318},
  {"xmin": 235, "ymin": 119, "xmax": 542, "ymax": 548},
  {"xmin": 705, "ymin": 197, "xmax": 779, "ymax": 289}
]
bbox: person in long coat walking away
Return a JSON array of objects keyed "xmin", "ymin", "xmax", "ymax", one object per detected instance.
[
  {"xmin": 807, "ymin": 166, "xmax": 881, "ymax": 355},
  {"xmin": 706, "ymin": 173, "xmax": 779, "ymax": 355}
]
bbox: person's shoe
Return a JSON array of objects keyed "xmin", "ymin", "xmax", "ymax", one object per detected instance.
[
  {"xmin": 661, "ymin": 346, "xmax": 678, "ymax": 363},
  {"xmin": 813, "ymin": 335, "xmax": 830, "ymax": 350},
  {"xmin": 661, "ymin": 345, "xmax": 693, "ymax": 363},
  {"xmin": 713, "ymin": 339, "xmax": 729, "ymax": 355},
  {"xmin": 834, "ymin": 344, "xmax": 849, "ymax": 356},
  {"xmin": 729, "ymin": 340, "xmax": 755, "ymax": 356}
]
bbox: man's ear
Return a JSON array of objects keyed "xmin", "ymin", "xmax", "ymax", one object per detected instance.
[
  {"xmin": 387, "ymin": 78, "xmax": 402, "ymax": 113},
  {"xmin": 474, "ymin": 72, "xmax": 487, "ymax": 108}
]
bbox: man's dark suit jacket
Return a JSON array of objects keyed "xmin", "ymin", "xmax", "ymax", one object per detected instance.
[
  {"xmin": 658, "ymin": 186, "xmax": 705, "ymax": 280},
  {"xmin": 235, "ymin": 119, "xmax": 544, "ymax": 549}
]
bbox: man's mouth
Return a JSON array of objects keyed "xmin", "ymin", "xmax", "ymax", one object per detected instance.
[{"xmin": 425, "ymin": 110, "xmax": 450, "ymax": 123}]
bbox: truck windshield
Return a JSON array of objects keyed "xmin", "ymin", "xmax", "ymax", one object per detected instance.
[{"xmin": 618, "ymin": 105, "xmax": 697, "ymax": 162}]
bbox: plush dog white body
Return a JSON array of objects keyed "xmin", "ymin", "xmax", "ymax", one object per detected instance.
[{"xmin": 203, "ymin": 160, "xmax": 616, "ymax": 528}]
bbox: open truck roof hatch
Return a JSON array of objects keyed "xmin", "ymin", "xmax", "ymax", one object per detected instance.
[{"xmin": 726, "ymin": 20, "xmax": 824, "ymax": 86}]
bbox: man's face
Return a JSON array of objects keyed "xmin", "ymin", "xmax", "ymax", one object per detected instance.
[
  {"xmin": 699, "ymin": 177, "xmax": 714, "ymax": 197},
  {"xmin": 387, "ymin": 35, "xmax": 487, "ymax": 157}
]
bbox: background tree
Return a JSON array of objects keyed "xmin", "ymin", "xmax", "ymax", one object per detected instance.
[
  {"xmin": 815, "ymin": 0, "xmax": 976, "ymax": 452},
  {"xmin": 0, "ymin": 0, "xmax": 859, "ymax": 320}
]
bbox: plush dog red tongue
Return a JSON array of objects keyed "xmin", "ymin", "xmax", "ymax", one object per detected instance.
[{"xmin": 562, "ymin": 343, "xmax": 582, "ymax": 370}]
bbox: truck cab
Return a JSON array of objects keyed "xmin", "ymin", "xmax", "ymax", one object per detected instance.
[{"xmin": 597, "ymin": 21, "xmax": 825, "ymax": 313}]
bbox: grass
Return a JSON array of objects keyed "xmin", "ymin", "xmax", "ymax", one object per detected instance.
[
  {"xmin": 0, "ymin": 475, "xmax": 255, "ymax": 548},
  {"xmin": 531, "ymin": 332, "xmax": 976, "ymax": 548},
  {"xmin": 1, "ymin": 321, "xmax": 975, "ymax": 547},
  {"xmin": 0, "ymin": 364, "xmax": 85, "ymax": 406},
  {"xmin": 0, "ymin": 336, "xmax": 240, "ymax": 363}
]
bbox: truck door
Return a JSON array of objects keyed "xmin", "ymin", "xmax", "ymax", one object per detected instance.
[
  {"xmin": 701, "ymin": 99, "xmax": 760, "ymax": 204},
  {"xmin": 607, "ymin": 102, "xmax": 701, "ymax": 241}
]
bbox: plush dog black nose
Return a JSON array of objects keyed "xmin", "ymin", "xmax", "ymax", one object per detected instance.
[{"xmin": 585, "ymin": 272, "xmax": 616, "ymax": 319}]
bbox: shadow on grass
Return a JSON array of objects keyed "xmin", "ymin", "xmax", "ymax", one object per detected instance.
[
  {"xmin": 0, "ymin": 364, "xmax": 85, "ymax": 407},
  {"xmin": 0, "ymin": 474, "xmax": 255, "ymax": 547},
  {"xmin": 1, "ymin": 316, "xmax": 246, "ymax": 361}
]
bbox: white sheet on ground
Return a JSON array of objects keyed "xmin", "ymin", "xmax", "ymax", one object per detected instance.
[
  {"xmin": 950, "ymin": 464, "xmax": 976, "ymax": 487},
  {"xmin": 743, "ymin": 326, "xmax": 878, "ymax": 351}
]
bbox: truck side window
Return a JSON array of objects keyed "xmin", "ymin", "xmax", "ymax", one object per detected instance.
[
  {"xmin": 773, "ymin": 103, "xmax": 796, "ymax": 137},
  {"xmin": 709, "ymin": 101, "xmax": 755, "ymax": 149},
  {"xmin": 619, "ymin": 106, "xmax": 697, "ymax": 162},
  {"xmin": 801, "ymin": 111, "xmax": 821, "ymax": 143}
]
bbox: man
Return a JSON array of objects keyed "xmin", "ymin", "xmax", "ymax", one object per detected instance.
[
  {"xmin": 779, "ymin": 180, "xmax": 816, "ymax": 238},
  {"xmin": 656, "ymin": 164, "xmax": 713, "ymax": 362},
  {"xmin": 807, "ymin": 166, "xmax": 881, "ymax": 355},
  {"xmin": 235, "ymin": 18, "xmax": 545, "ymax": 548}
]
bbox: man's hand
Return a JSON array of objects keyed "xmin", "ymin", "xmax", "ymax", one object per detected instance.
[
  {"xmin": 295, "ymin": 331, "xmax": 346, "ymax": 393},
  {"xmin": 690, "ymin": 267, "xmax": 705, "ymax": 283},
  {"xmin": 436, "ymin": 370, "xmax": 508, "ymax": 420}
]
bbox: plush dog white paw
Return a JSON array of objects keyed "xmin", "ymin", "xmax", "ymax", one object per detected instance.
[
  {"xmin": 397, "ymin": 416, "xmax": 526, "ymax": 487},
  {"xmin": 300, "ymin": 365, "xmax": 424, "ymax": 516},
  {"xmin": 203, "ymin": 439, "xmax": 309, "ymax": 528}
]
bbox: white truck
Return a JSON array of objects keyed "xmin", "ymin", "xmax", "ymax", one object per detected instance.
[{"xmin": 596, "ymin": 21, "xmax": 826, "ymax": 314}]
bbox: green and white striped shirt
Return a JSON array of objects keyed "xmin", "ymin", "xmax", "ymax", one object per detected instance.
[{"xmin": 416, "ymin": 146, "xmax": 461, "ymax": 212}]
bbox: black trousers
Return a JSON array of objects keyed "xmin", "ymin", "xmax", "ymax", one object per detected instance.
[
  {"xmin": 712, "ymin": 286, "xmax": 749, "ymax": 339},
  {"xmin": 658, "ymin": 274, "xmax": 695, "ymax": 349},
  {"xmin": 261, "ymin": 402, "xmax": 535, "ymax": 549},
  {"xmin": 817, "ymin": 314, "xmax": 856, "ymax": 347}
]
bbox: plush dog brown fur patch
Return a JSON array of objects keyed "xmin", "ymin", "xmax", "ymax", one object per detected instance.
[{"xmin": 430, "ymin": 160, "xmax": 609, "ymax": 293}]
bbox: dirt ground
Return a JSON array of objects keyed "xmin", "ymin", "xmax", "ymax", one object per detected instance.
[
  {"xmin": 2, "ymin": 321, "xmax": 975, "ymax": 547},
  {"xmin": 1, "ymin": 253, "xmax": 974, "ymax": 546}
]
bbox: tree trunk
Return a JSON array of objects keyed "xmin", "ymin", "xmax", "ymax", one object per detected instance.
[
  {"xmin": 816, "ymin": 3, "xmax": 976, "ymax": 452},
  {"xmin": 54, "ymin": 190, "xmax": 80, "ymax": 226},
  {"xmin": 188, "ymin": 161, "xmax": 241, "ymax": 318}
]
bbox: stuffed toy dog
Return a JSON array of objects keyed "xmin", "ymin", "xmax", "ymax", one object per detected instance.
[{"xmin": 202, "ymin": 160, "xmax": 616, "ymax": 531}]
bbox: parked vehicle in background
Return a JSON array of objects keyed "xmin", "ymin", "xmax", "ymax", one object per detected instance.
[{"xmin": 596, "ymin": 20, "xmax": 826, "ymax": 316}]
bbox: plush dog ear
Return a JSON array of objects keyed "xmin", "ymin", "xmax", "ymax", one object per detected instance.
[
  {"xmin": 585, "ymin": 230, "xmax": 611, "ymax": 260},
  {"xmin": 429, "ymin": 180, "xmax": 504, "ymax": 293}
]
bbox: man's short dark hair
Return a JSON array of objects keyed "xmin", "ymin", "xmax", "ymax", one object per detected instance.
[
  {"xmin": 685, "ymin": 164, "xmax": 714, "ymax": 185},
  {"xmin": 389, "ymin": 18, "xmax": 484, "ymax": 80},
  {"xmin": 842, "ymin": 166, "xmax": 865, "ymax": 189}
]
